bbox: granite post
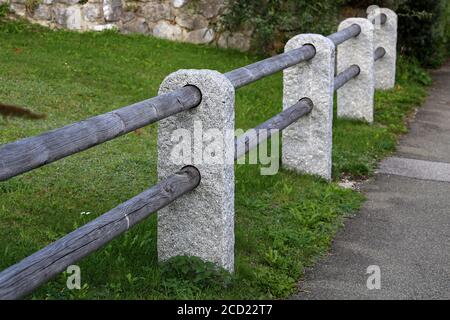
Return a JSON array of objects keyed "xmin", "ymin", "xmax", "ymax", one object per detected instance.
[
  {"xmin": 282, "ymin": 34, "xmax": 335, "ymax": 180},
  {"xmin": 157, "ymin": 69, "xmax": 235, "ymax": 272}
]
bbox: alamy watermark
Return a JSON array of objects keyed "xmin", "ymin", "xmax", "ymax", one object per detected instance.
[
  {"xmin": 169, "ymin": 120, "xmax": 280, "ymax": 175},
  {"xmin": 368, "ymin": 5, "xmax": 383, "ymax": 30},
  {"xmin": 366, "ymin": 265, "xmax": 381, "ymax": 290},
  {"xmin": 66, "ymin": 265, "xmax": 81, "ymax": 290}
]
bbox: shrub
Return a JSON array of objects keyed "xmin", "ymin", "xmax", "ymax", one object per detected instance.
[
  {"xmin": 222, "ymin": 0, "xmax": 450, "ymax": 67},
  {"xmin": 220, "ymin": 0, "xmax": 344, "ymax": 55},
  {"xmin": 0, "ymin": 3, "xmax": 9, "ymax": 18},
  {"xmin": 160, "ymin": 256, "xmax": 233, "ymax": 291},
  {"xmin": 396, "ymin": 0, "xmax": 450, "ymax": 67},
  {"xmin": 25, "ymin": 0, "xmax": 42, "ymax": 15}
]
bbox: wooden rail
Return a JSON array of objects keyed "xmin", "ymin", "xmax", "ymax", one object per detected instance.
[
  {"xmin": 235, "ymin": 98, "xmax": 313, "ymax": 159},
  {"xmin": 0, "ymin": 23, "xmax": 367, "ymax": 183},
  {"xmin": 0, "ymin": 86, "xmax": 201, "ymax": 182},
  {"xmin": 334, "ymin": 65, "xmax": 361, "ymax": 91},
  {"xmin": 0, "ymin": 166, "xmax": 200, "ymax": 300},
  {"xmin": 0, "ymin": 9, "xmax": 393, "ymax": 300}
]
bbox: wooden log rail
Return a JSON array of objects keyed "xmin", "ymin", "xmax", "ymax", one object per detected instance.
[
  {"xmin": 236, "ymin": 43, "xmax": 387, "ymax": 157},
  {"xmin": 0, "ymin": 86, "xmax": 202, "ymax": 181},
  {"xmin": 0, "ymin": 8, "xmax": 394, "ymax": 300},
  {"xmin": 0, "ymin": 166, "xmax": 201, "ymax": 300},
  {"xmin": 334, "ymin": 47, "xmax": 386, "ymax": 91},
  {"xmin": 235, "ymin": 98, "xmax": 313, "ymax": 159},
  {"xmin": 0, "ymin": 20, "xmax": 387, "ymax": 182}
]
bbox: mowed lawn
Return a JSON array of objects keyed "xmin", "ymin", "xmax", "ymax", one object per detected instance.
[{"xmin": 0, "ymin": 18, "xmax": 428, "ymax": 299}]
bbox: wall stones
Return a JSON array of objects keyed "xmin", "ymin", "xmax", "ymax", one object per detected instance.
[
  {"xmin": 122, "ymin": 17, "xmax": 149, "ymax": 34},
  {"xmin": 218, "ymin": 31, "xmax": 251, "ymax": 52},
  {"xmin": 6, "ymin": 0, "xmax": 253, "ymax": 51},
  {"xmin": 103, "ymin": 0, "xmax": 121, "ymax": 22},
  {"xmin": 184, "ymin": 27, "xmax": 214, "ymax": 44},
  {"xmin": 65, "ymin": 5, "xmax": 82, "ymax": 29},
  {"xmin": 34, "ymin": 5, "xmax": 52, "ymax": 21},
  {"xmin": 153, "ymin": 20, "xmax": 183, "ymax": 41},
  {"xmin": 83, "ymin": 3, "xmax": 102, "ymax": 22},
  {"xmin": 141, "ymin": 2, "xmax": 172, "ymax": 22}
]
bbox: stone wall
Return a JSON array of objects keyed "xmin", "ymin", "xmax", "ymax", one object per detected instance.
[{"xmin": 3, "ymin": 0, "xmax": 252, "ymax": 51}]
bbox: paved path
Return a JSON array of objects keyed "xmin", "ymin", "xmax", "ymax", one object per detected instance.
[{"xmin": 292, "ymin": 62, "xmax": 450, "ymax": 300}]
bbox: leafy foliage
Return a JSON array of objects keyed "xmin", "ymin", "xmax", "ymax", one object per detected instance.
[
  {"xmin": 396, "ymin": 0, "xmax": 450, "ymax": 67},
  {"xmin": 161, "ymin": 256, "xmax": 232, "ymax": 293},
  {"xmin": 25, "ymin": 0, "xmax": 42, "ymax": 15},
  {"xmin": 220, "ymin": 0, "xmax": 343, "ymax": 55},
  {"xmin": 0, "ymin": 3, "xmax": 9, "ymax": 18},
  {"xmin": 222, "ymin": 0, "xmax": 450, "ymax": 66}
]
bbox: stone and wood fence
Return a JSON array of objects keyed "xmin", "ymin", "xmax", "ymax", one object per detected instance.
[{"xmin": 0, "ymin": 6, "xmax": 397, "ymax": 299}]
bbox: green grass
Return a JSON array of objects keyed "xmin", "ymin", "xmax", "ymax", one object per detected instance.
[{"xmin": 0, "ymin": 18, "xmax": 429, "ymax": 299}]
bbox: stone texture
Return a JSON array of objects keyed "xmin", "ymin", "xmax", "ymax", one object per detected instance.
[
  {"xmin": 33, "ymin": 5, "xmax": 52, "ymax": 20},
  {"xmin": 175, "ymin": 12, "xmax": 208, "ymax": 30},
  {"xmin": 56, "ymin": 0, "xmax": 79, "ymax": 5},
  {"xmin": 65, "ymin": 5, "xmax": 82, "ymax": 30},
  {"xmin": 172, "ymin": 0, "xmax": 188, "ymax": 8},
  {"xmin": 198, "ymin": 0, "xmax": 224, "ymax": 19},
  {"xmin": 141, "ymin": 2, "xmax": 172, "ymax": 22},
  {"xmin": 158, "ymin": 69, "xmax": 235, "ymax": 272},
  {"xmin": 217, "ymin": 31, "xmax": 251, "ymax": 52},
  {"xmin": 122, "ymin": 17, "xmax": 149, "ymax": 34},
  {"xmin": 82, "ymin": 3, "xmax": 102, "ymax": 22},
  {"xmin": 89, "ymin": 23, "xmax": 116, "ymax": 31},
  {"xmin": 183, "ymin": 27, "xmax": 214, "ymax": 44},
  {"xmin": 10, "ymin": 3, "xmax": 26, "ymax": 17},
  {"xmin": 120, "ymin": 10, "xmax": 135, "ymax": 23},
  {"xmin": 367, "ymin": 7, "xmax": 397, "ymax": 89},
  {"xmin": 52, "ymin": 5, "xmax": 67, "ymax": 26},
  {"xmin": 337, "ymin": 18, "xmax": 375, "ymax": 123},
  {"xmin": 153, "ymin": 20, "xmax": 183, "ymax": 41},
  {"xmin": 282, "ymin": 34, "xmax": 335, "ymax": 180},
  {"xmin": 9, "ymin": 0, "xmax": 248, "ymax": 50},
  {"xmin": 103, "ymin": 0, "xmax": 122, "ymax": 22}
]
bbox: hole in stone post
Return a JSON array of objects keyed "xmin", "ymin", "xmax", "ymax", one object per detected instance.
[{"xmin": 184, "ymin": 84, "xmax": 202, "ymax": 109}]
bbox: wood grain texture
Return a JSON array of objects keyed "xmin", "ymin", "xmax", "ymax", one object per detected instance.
[
  {"xmin": 334, "ymin": 47, "xmax": 385, "ymax": 91},
  {"xmin": 327, "ymin": 24, "xmax": 361, "ymax": 46},
  {"xmin": 0, "ymin": 24, "xmax": 364, "ymax": 183},
  {"xmin": 224, "ymin": 45, "xmax": 316, "ymax": 88},
  {"xmin": 0, "ymin": 166, "xmax": 201, "ymax": 300},
  {"xmin": 0, "ymin": 86, "xmax": 201, "ymax": 181},
  {"xmin": 334, "ymin": 64, "xmax": 361, "ymax": 91},
  {"xmin": 235, "ymin": 98, "xmax": 313, "ymax": 159}
]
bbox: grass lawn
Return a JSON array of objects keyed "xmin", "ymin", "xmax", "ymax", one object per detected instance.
[{"xmin": 0, "ymin": 17, "xmax": 430, "ymax": 299}]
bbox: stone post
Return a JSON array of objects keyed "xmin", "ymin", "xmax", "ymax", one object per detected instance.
[
  {"xmin": 157, "ymin": 69, "xmax": 235, "ymax": 272},
  {"xmin": 367, "ymin": 7, "xmax": 398, "ymax": 89},
  {"xmin": 337, "ymin": 18, "xmax": 375, "ymax": 123},
  {"xmin": 282, "ymin": 34, "xmax": 335, "ymax": 180}
]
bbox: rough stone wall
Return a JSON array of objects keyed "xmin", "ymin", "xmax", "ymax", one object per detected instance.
[{"xmin": 4, "ymin": 0, "xmax": 252, "ymax": 51}]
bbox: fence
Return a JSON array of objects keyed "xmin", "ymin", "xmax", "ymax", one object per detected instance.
[{"xmin": 0, "ymin": 6, "xmax": 397, "ymax": 299}]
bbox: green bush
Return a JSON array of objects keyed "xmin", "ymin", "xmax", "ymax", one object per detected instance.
[
  {"xmin": 220, "ymin": 0, "xmax": 343, "ymax": 55},
  {"xmin": 222, "ymin": 0, "xmax": 450, "ymax": 66},
  {"xmin": 396, "ymin": 0, "xmax": 450, "ymax": 67},
  {"xmin": 0, "ymin": 3, "xmax": 9, "ymax": 18},
  {"xmin": 161, "ymin": 256, "xmax": 233, "ymax": 291}
]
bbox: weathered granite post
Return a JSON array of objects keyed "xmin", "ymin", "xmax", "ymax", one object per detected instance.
[
  {"xmin": 337, "ymin": 18, "xmax": 375, "ymax": 123},
  {"xmin": 367, "ymin": 7, "xmax": 398, "ymax": 89},
  {"xmin": 157, "ymin": 69, "xmax": 235, "ymax": 272},
  {"xmin": 282, "ymin": 34, "xmax": 335, "ymax": 180}
]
